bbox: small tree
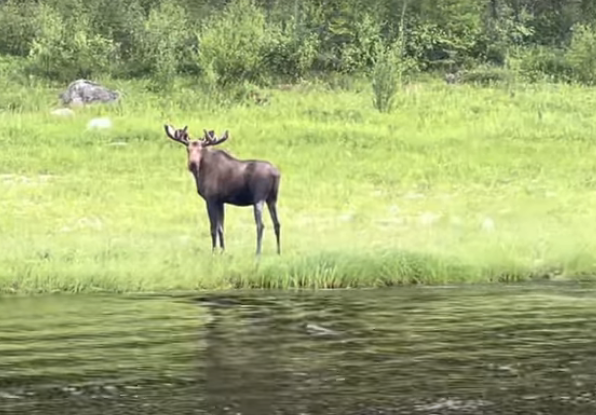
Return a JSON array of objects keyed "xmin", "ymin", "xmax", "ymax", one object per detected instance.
[
  {"xmin": 371, "ymin": 1, "xmax": 413, "ymax": 113},
  {"xmin": 27, "ymin": 4, "xmax": 115, "ymax": 81},
  {"xmin": 0, "ymin": 0, "xmax": 40, "ymax": 57},
  {"xmin": 566, "ymin": 23, "xmax": 596, "ymax": 86},
  {"xmin": 371, "ymin": 41, "xmax": 401, "ymax": 113},
  {"xmin": 197, "ymin": 0, "xmax": 271, "ymax": 87},
  {"xmin": 264, "ymin": 17, "xmax": 320, "ymax": 82},
  {"xmin": 141, "ymin": 0, "xmax": 192, "ymax": 90}
]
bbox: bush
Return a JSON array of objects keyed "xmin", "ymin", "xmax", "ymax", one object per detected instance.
[
  {"xmin": 566, "ymin": 23, "xmax": 596, "ymax": 86},
  {"xmin": 197, "ymin": 0, "xmax": 272, "ymax": 87},
  {"xmin": 458, "ymin": 65, "xmax": 516, "ymax": 86},
  {"xmin": 26, "ymin": 4, "xmax": 116, "ymax": 82},
  {"xmin": 84, "ymin": 0, "xmax": 147, "ymax": 74},
  {"xmin": 0, "ymin": 0, "xmax": 40, "ymax": 57},
  {"xmin": 371, "ymin": 41, "xmax": 402, "ymax": 113},
  {"xmin": 264, "ymin": 18, "xmax": 320, "ymax": 82},
  {"xmin": 514, "ymin": 46, "xmax": 572, "ymax": 83},
  {"xmin": 335, "ymin": 14, "xmax": 383, "ymax": 74},
  {"xmin": 140, "ymin": 0, "xmax": 194, "ymax": 90}
]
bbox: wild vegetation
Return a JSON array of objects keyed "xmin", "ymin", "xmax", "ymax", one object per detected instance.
[
  {"xmin": 1, "ymin": 0, "xmax": 596, "ymax": 90},
  {"xmin": 1, "ymin": 0, "xmax": 596, "ymax": 293}
]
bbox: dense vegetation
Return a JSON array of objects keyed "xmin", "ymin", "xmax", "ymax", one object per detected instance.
[{"xmin": 1, "ymin": 0, "xmax": 596, "ymax": 90}]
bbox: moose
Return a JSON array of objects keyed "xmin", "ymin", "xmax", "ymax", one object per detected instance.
[{"xmin": 164, "ymin": 124, "xmax": 281, "ymax": 256}]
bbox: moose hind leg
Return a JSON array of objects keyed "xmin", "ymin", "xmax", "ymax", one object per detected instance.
[
  {"xmin": 253, "ymin": 200, "xmax": 265, "ymax": 256},
  {"xmin": 266, "ymin": 200, "xmax": 281, "ymax": 255}
]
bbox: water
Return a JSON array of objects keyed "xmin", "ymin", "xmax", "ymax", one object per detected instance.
[{"xmin": 2, "ymin": 283, "xmax": 596, "ymax": 414}]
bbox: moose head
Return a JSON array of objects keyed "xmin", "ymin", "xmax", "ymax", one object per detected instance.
[{"xmin": 164, "ymin": 124, "xmax": 229, "ymax": 170}]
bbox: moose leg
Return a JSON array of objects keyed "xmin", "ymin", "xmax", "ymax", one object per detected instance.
[
  {"xmin": 216, "ymin": 203, "xmax": 225, "ymax": 251},
  {"xmin": 253, "ymin": 200, "xmax": 265, "ymax": 256},
  {"xmin": 266, "ymin": 200, "xmax": 281, "ymax": 255},
  {"xmin": 206, "ymin": 201, "xmax": 219, "ymax": 253}
]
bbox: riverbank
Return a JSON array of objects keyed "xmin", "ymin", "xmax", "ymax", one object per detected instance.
[{"xmin": 1, "ymin": 77, "xmax": 596, "ymax": 294}]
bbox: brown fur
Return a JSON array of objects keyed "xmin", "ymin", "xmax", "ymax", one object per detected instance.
[{"xmin": 164, "ymin": 125, "xmax": 281, "ymax": 256}]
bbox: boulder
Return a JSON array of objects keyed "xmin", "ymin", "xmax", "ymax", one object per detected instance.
[{"xmin": 59, "ymin": 79, "xmax": 120, "ymax": 106}]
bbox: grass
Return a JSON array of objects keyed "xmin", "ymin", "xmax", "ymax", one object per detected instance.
[{"xmin": 2, "ymin": 74, "xmax": 596, "ymax": 294}]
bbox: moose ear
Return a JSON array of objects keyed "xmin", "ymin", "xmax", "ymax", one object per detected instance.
[
  {"xmin": 164, "ymin": 124, "xmax": 176, "ymax": 140},
  {"xmin": 203, "ymin": 129, "xmax": 215, "ymax": 140}
]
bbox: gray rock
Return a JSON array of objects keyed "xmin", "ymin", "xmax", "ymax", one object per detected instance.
[{"xmin": 59, "ymin": 79, "xmax": 120, "ymax": 106}]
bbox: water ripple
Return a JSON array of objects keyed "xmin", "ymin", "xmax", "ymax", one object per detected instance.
[{"xmin": 1, "ymin": 284, "xmax": 596, "ymax": 414}]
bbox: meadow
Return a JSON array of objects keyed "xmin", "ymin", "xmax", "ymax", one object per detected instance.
[{"xmin": 2, "ymin": 76, "xmax": 596, "ymax": 294}]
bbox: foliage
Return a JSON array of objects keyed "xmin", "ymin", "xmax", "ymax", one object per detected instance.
[
  {"xmin": 264, "ymin": 17, "xmax": 320, "ymax": 82},
  {"xmin": 514, "ymin": 46, "xmax": 573, "ymax": 83},
  {"xmin": 141, "ymin": 0, "xmax": 192, "ymax": 90},
  {"xmin": 371, "ymin": 41, "xmax": 402, "ymax": 113},
  {"xmin": 566, "ymin": 23, "xmax": 596, "ymax": 86},
  {"xmin": 26, "ymin": 4, "xmax": 116, "ymax": 81},
  {"xmin": 0, "ymin": 0, "xmax": 40, "ymax": 56},
  {"xmin": 1, "ymin": 0, "xmax": 596, "ymax": 87},
  {"xmin": 197, "ymin": 0, "xmax": 272, "ymax": 87},
  {"xmin": 458, "ymin": 65, "xmax": 516, "ymax": 86}
]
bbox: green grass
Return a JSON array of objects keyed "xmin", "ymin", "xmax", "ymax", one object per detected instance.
[{"xmin": 2, "ymin": 75, "xmax": 596, "ymax": 294}]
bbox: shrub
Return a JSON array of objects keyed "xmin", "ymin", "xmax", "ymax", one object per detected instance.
[
  {"xmin": 0, "ymin": 0, "xmax": 40, "ymax": 57},
  {"xmin": 566, "ymin": 23, "xmax": 596, "ymax": 86},
  {"xmin": 515, "ymin": 46, "xmax": 572, "ymax": 83},
  {"xmin": 26, "ymin": 4, "xmax": 116, "ymax": 82},
  {"xmin": 197, "ymin": 0, "xmax": 271, "ymax": 87},
  {"xmin": 140, "ymin": 0, "xmax": 193, "ymax": 90},
  {"xmin": 458, "ymin": 65, "xmax": 516, "ymax": 86},
  {"xmin": 371, "ymin": 41, "xmax": 402, "ymax": 113},
  {"xmin": 264, "ymin": 17, "xmax": 320, "ymax": 82}
]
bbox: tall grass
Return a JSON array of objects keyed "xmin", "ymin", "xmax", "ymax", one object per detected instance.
[{"xmin": 2, "ymin": 77, "xmax": 596, "ymax": 294}]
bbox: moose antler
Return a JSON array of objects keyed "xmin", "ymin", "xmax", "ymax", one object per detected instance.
[
  {"xmin": 164, "ymin": 124, "xmax": 190, "ymax": 146},
  {"xmin": 202, "ymin": 129, "xmax": 229, "ymax": 147}
]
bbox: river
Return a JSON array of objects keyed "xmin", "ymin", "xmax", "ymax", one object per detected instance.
[{"xmin": 1, "ymin": 282, "xmax": 596, "ymax": 414}]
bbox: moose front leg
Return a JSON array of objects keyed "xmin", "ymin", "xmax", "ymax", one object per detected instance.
[
  {"xmin": 216, "ymin": 202, "xmax": 225, "ymax": 251},
  {"xmin": 206, "ymin": 201, "xmax": 219, "ymax": 253}
]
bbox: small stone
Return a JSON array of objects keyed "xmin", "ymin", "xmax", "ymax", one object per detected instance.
[
  {"xmin": 87, "ymin": 117, "xmax": 112, "ymax": 130},
  {"xmin": 481, "ymin": 217, "xmax": 495, "ymax": 232}
]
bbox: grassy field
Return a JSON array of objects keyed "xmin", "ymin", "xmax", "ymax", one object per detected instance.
[{"xmin": 1, "ymin": 75, "xmax": 596, "ymax": 294}]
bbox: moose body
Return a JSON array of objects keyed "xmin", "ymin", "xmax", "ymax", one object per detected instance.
[{"xmin": 164, "ymin": 125, "xmax": 281, "ymax": 256}]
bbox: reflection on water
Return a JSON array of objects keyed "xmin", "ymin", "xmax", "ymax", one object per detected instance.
[{"xmin": 2, "ymin": 283, "xmax": 596, "ymax": 414}]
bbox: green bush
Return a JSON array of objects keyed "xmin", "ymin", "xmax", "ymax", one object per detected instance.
[
  {"xmin": 371, "ymin": 41, "xmax": 402, "ymax": 113},
  {"xmin": 335, "ymin": 14, "xmax": 383, "ymax": 74},
  {"xmin": 197, "ymin": 0, "xmax": 272, "ymax": 87},
  {"xmin": 458, "ymin": 65, "xmax": 516, "ymax": 86},
  {"xmin": 264, "ymin": 18, "xmax": 320, "ymax": 82},
  {"xmin": 26, "ymin": 4, "xmax": 116, "ymax": 82},
  {"xmin": 140, "ymin": 0, "xmax": 194, "ymax": 90},
  {"xmin": 515, "ymin": 46, "xmax": 572, "ymax": 83},
  {"xmin": 566, "ymin": 23, "xmax": 596, "ymax": 86},
  {"xmin": 0, "ymin": 0, "xmax": 40, "ymax": 57},
  {"xmin": 84, "ymin": 0, "xmax": 147, "ymax": 74}
]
